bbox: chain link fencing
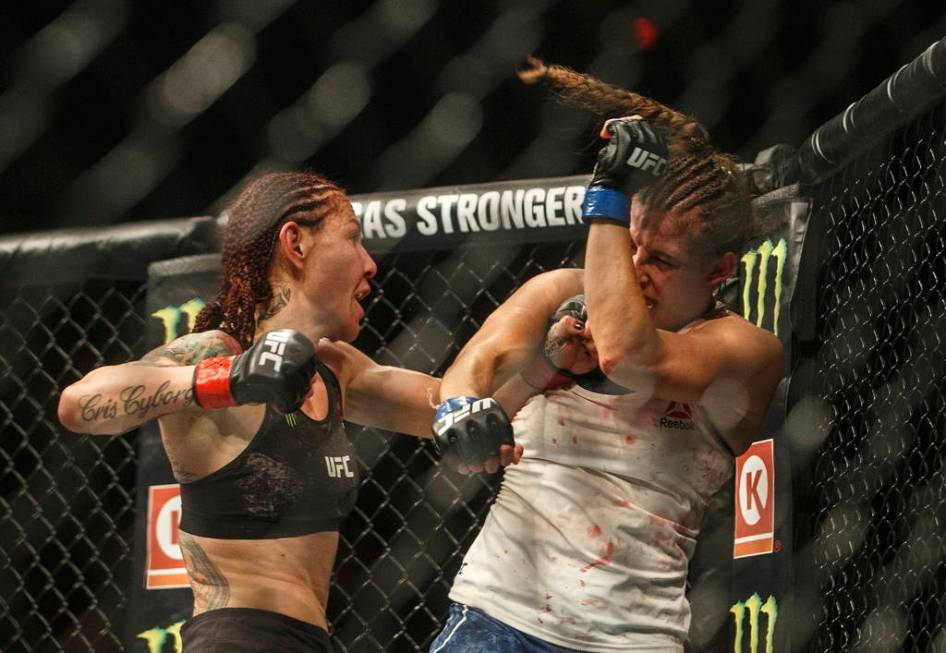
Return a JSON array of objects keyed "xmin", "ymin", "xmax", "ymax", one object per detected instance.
[
  {"xmin": 790, "ymin": 101, "xmax": 946, "ymax": 652},
  {"xmin": 1, "ymin": 280, "xmax": 146, "ymax": 652}
]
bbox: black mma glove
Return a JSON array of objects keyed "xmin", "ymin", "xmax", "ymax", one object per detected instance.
[
  {"xmin": 549, "ymin": 293, "xmax": 588, "ymax": 327},
  {"xmin": 432, "ymin": 397, "xmax": 514, "ymax": 468},
  {"xmin": 519, "ymin": 294, "xmax": 590, "ymax": 390},
  {"xmin": 193, "ymin": 329, "xmax": 318, "ymax": 413},
  {"xmin": 581, "ymin": 117, "xmax": 668, "ymax": 226}
]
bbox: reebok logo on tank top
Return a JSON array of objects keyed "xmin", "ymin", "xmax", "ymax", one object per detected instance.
[{"xmin": 657, "ymin": 401, "xmax": 695, "ymax": 430}]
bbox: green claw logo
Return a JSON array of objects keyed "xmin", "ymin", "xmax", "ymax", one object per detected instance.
[
  {"xmin": 740, "ymin": 239, "xmax": 787, "ymax": 337},
  {"xmin": 152, "ymin": 298, "xmax": 206, "ymax": 344},
  {"xmin": 731, "ymin": 593, "xmax": 778, "ymax": 653},
  {"xmin": 136, "ymin": 620, "xmax": 185, "ymax": 652}
]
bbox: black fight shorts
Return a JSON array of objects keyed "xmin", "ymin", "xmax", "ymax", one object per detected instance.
[{"xmin": 181, "ymin": 607, "xmax": 334, "ymax": 652}]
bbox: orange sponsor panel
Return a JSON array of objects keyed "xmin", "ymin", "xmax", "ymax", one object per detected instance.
[
  {"xmin": 145, "ymin": 484, "xmax": 189, "ymax": 590},
  {"xmin": 733, "ymin": 439, "xmax": 775, "ymax": 559}
]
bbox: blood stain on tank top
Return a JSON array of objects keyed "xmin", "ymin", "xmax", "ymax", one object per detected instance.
[
  {"xmin": 580, "ymin": 540, "xmax": 615, "ymax": 572},
  {"xmin": 580, "ymin": 597, "xmax": 607, "ymax": 609},
  {"xmin": 611, "ymin": 499, "xmax": 632, "ymax": 508},
  {"xmin": 572, "ymin": 436, "xmax": 578, "ymax": 444},
  {"xmin": 587, "ymin": 524, "xmax": 602, "ymax": 539},
  {"xmin": 551, "ymin": 437, "xmax": 558, "ymax": 444},
  {"xmin": 558, "ymin": 418, "xmax": 566, "ymax": 426},
  {"xmin": 625, "ymin": 434, "xmax": 637, "ymax": 445}
]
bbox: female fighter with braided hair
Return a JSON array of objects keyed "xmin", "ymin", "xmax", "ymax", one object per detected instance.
[
  {"xmin": 429, "ymin": 60, "xmax": 784, "ymax": 652},
  {"xmin": 58, "ymin": 171, "xmax": 519, "ymax": 652}
]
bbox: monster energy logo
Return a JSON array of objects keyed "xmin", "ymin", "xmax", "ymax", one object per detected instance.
[
  {"xmin": 152, "ymin": 298, "xmax": 206, "ymax": 344},
  {"xmin": 741, "ymin": 239, "xmax": 787, "ymax": 337},
  {"xmin": 285, "ymin": 412, "xmax": 298, "ymax": 427},
  {"xmin": 136, "ymin": 619, "xmax": 185, "ymax": 652},
  {"xmin": 731, "ymin": 593, "xmax": 778, "ymax": 653}
]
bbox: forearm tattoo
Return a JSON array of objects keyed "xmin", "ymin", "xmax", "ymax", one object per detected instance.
[
  {"xmin": 77, "ymin": 382, "xmax": 195, "ymax": 423},
  {"xmin": 179, "ymin": 532, "xmax": 230, "ymax": 615},
  {"xmin": 75, "ymin": 332, "xmax": 238, "ymax": 426}
]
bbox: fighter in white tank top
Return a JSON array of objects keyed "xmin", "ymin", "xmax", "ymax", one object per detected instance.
[{"xmin": 450, "ymin": 373, "xmax": 734, "ymax": 652}]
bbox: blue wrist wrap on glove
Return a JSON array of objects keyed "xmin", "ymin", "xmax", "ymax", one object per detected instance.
[
  {"xmin": 581, "ymin": 185, "xmax": 630, "ymax": 226},
  {"xmin": 434, "ymin": 396, "xmax": 477, "ymax": 422}
]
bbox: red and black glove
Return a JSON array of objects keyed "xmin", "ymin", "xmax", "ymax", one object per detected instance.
[{"xmin": 192, "ymin": 329, "xmax": 317, "ymax": 413}]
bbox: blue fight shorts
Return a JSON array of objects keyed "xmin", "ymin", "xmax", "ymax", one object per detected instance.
[{"xmin": 429, "ymin": 602, "xmax": 585, "ymax": 653}]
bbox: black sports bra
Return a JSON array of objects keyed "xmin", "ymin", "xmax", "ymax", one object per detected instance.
[{"xmin": 179, "ymin": 362, "xmax": 359, "ymax": 539}]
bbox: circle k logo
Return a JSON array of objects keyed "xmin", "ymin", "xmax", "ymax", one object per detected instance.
[
  {"xmin": 155, "ymin": 494, "xmax": 183, "ymax": 561},
  {"xmin": 733, "ymin": 438, "xmax": 775, "ymax": 558},
  {"xmin": 738, "ymin": 455, "xmax": 769, "ymax": 525}
]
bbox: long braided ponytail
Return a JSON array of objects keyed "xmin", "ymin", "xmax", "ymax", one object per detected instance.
[{"xmin": 519, "ymin": 57, "xmax": 755, "ymax": 256}]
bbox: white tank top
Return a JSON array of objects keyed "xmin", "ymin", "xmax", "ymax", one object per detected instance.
[{"xmin": 449, "ymin": 384, "xmax": 734, "ymax": 651}]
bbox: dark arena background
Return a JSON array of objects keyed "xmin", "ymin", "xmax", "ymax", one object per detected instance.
[{"xmin": 3, "ymin": 2, "xmax": 946, "ymax": 652}]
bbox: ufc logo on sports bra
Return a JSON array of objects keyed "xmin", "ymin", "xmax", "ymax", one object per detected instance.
[
  {"xmin": 259, "ymin": 330, "xmax": 292, "ymax": 372},
  {"xmin": 326, "ymin": 455, "xmax": 354, "ymax": 478},
  {"xmin": 626, "ymin": 147, "xmax": 667, "ymax": 175}
]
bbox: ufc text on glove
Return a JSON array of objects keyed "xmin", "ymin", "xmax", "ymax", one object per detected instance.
[
  {"xmin": 581, "ymin": 117, "xmax": 668, "ymax": 226},
  {"xmin": 432, "ymin": 397, "xmax": 515, "ymax": 467}
]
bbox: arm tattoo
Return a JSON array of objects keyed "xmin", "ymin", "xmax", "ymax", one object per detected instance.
[
  {"xmin": 131, "ymin": 331, "xmax": 240, "ymax": 367},
  {"xmin": 179, "ymin": 532, "xmax": 230, "ymax": 615},
  {"xmin": 258, "ymin": 286, "xmax": 291, "ymax": 322},
  {"xmin": 77, "ymin": 382, "xmax": 195, "ymax": 423}
]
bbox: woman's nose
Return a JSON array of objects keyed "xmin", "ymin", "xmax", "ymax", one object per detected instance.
[{"xmin": 363, "ymin": 247, "xmax": 378, "ymax": 279}]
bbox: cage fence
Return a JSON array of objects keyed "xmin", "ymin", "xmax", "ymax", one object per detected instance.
[{"xmin": 790, "ymin": 101, "xmax": 946, "ymax": 653}]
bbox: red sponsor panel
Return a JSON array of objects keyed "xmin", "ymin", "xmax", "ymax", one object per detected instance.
[
  {"xmin": 145, "ymin": 484, "xmax": 188, "ymax": 590},
  {"xmin": 733, "ymin": 439, "xmax": 775, "ymax": 559}
]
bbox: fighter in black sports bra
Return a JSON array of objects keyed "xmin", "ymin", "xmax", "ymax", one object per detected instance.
[
  {"xmin": 181, "ymin": 362, "xmax": 359, "ymax": 540},
  {"xmin": 58, "ymin": 172, "xmax": 522, "ymax": 653}
]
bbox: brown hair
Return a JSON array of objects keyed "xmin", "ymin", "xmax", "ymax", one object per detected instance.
[
  {"xmin": 519, "ymin": 57, "xmax": 755, "ymax": 256},
  {"xmin": 193, "ymin": 171, "xmax": 345, "ymax": 348}
]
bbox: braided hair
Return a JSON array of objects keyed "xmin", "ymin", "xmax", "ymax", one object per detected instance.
[
  {"xmin": 193, "ymin": 171, "xmax": 345, "ymax": 349},
  {"xmin": 519, "ymin": 57, "xmax": 755, "ymax": 256}
]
